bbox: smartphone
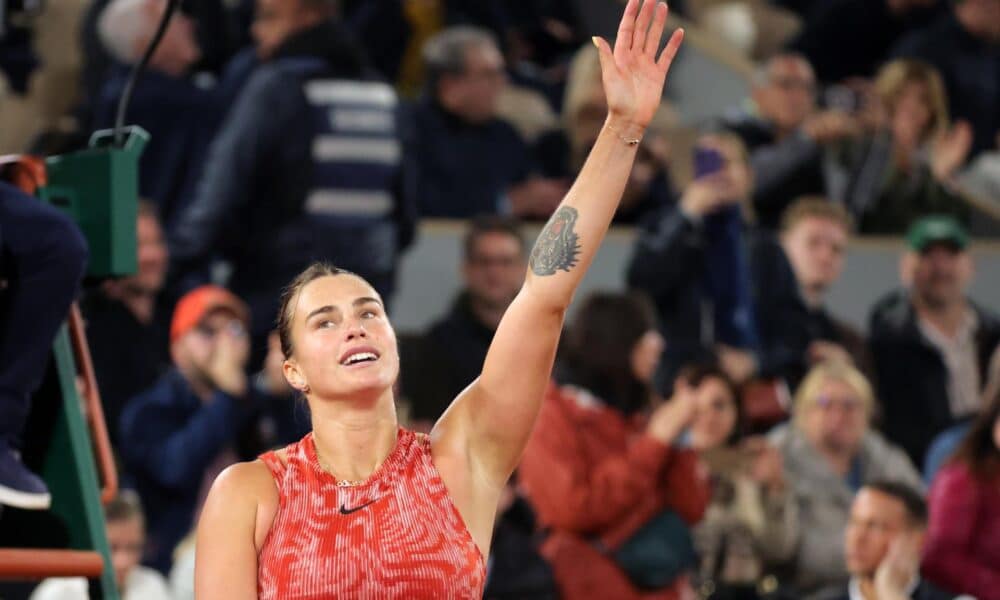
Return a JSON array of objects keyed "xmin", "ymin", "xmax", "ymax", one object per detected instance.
[{"xmin": 693, "ymin": 146, "xmax": 724, "ymax": 180}]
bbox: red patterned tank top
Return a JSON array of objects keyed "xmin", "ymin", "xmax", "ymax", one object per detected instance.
[{"xmin": 256, "ymin": 428, "xmax": 485, "ymax": 599}]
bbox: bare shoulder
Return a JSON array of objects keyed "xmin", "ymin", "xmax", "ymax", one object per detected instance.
[{"xmin": 201, "ymin": 459, "xmax": 280, "ymax": 550}]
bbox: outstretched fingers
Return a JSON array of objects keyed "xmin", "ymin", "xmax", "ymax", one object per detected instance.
[
  {"xmin": 614, "ymin": 0, "xmax": 640, "ymax": 56},
  {"xmin": 656, "ymin": 27, "xmax": 684, "ymax": 72},
  {"xmin": 644, "ymin": 2, "xmax": 668, "ymax": 59},
  {"xmin": 631, "ymin": 0, "xmax": 657, "ymax": 57}
]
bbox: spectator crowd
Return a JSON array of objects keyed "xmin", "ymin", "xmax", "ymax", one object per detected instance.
[{"xmin": 1, "ymin": 0, "xmax": 999, "ymax": 598}]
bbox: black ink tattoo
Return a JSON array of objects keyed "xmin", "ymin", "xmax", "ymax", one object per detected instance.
[{"xmin": 529, "ymin": 206, "xmax": 581, "ymax": 276}]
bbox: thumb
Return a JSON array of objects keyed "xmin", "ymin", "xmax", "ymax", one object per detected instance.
[{"xmin": 592, "ymin": 36, "xmax": 615, "ymax": 76}]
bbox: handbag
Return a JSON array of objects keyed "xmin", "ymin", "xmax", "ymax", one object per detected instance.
[{"xmin": 609, "ymin": 509, "xmax": 698, "ymax": 590}]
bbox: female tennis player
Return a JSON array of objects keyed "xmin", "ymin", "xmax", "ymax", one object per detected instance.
[{"xmin": 195, "ymin": 1, "xmax": 683, "ymax": 597}]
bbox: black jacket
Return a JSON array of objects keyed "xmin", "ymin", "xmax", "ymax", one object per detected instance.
[
  {"xmin": 627, "ymin": 207, "xmax": 808, "ymax": 392},
  {"xmin": 401, "ymin": 292, "xmax": 496, "ymax": 422},
  {"xmin": 868, "ymin": 289, "xmax": 1000, "ymax": 467}
]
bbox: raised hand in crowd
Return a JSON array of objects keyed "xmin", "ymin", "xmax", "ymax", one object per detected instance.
[
  {"xmin": 930, "ymin": 120, "xmax": 974, "ymax": 182},
  {"xmin": 870, "ymin": 533, "xmax": 922, "ymax": 600},
  {"xmin": 508, "ymin": 177, "xmax": 572, "ymax": 219},
  {"xmin": 716, "ymin": 344, "xmax": 757, "ymax": 384},
  {"xmin": 802, "ymin": 109, "xmax": 862, "ymax": 145},
  {"xmin": 647, "ymin": 381, "xmax": 699, "ymax": 445},
  {"xmin": 679, "ymin": 171, "xmax": 744, "ymax": 218},
  {"xmin": 201, "ymin": 320, "xmax": 250, "ymax": 398},
  {"xmin": 808, "ymin": 339, "xmax": 854, "ymax": 366},
  {"xmin": 744, "ymin": 436, "xmax": 786, "ymax": 493}
]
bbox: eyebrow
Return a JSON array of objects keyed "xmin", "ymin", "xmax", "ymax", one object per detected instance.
[
  {"xmin": 304, "ymin": 297, "xmax": 383, "ymax": 322},
  {"xmin": 305, "ymin": 305, "xmax": 336, "ymax": 322}
]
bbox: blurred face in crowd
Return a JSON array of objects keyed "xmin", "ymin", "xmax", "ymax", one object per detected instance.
[
  {"xmin": 956, "ymin": 0, "xmax": 1000, "ymax": 41},
  {"xmin": 147, "ymin": 3, "xmax": 200, "ymax": 74},
  {"xmin": 172, "ymin": 308, "xmax": 248, "ymax": 387},
  {"xmin": 128, "ymin": 212, "xmax": 168, "ymax": 295},
  {"xmin": 253, "ymin": 0, "xmax": 329, "ymax": 59},
  {"xmin": 107, "ymin": 516, "xmax": 144, "ymax": 590},
  {"xmin": 463, "ymin": 231, "xmax": 525, "ymax": 313},
  {"xmin": 891, "ymin": 81, "xmax": 934, "ymax": 148},
  {"xmin": 753, "ymin": 56, "xmax": 817, "ymax": 134},
  {"xmin": 629, "ymin": 330, "xmax": 665, "ymax": 385},
  {"xmin": 282, "ymin": 275, "xmax": 400, "ymax": 400},
  {"xmin": 688, "ymin": 376, "xmax": 739, "ymax": 450},
  {"xmin": 440, "ymin": 42, "xmax": 507, "ymax": 123},
  {"xmin": 801, "ymin": 377, "xmax": 868, "ymax": 456},
  {"xmin": 845, "ymin": 488, "xmax": 919, "ymax": 578},
  {"xmin": 910, "ymin": 243, "xmax": 973, "ymax": 310},
  {"xmin": 782, "ymin": 216, "xmax": 848, "ymax": 305}
]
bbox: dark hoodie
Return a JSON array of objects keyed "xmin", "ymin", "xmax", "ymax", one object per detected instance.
[{"xmin": 169, "ymin": 20, "xmax": 417, "ymax": 345}]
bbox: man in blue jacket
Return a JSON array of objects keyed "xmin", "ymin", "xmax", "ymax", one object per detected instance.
[{"xmin": 119, "ymin": 285, "xmax": 263, "ymax": 573}]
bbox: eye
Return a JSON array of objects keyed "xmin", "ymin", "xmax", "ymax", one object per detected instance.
[
  {"xmin": 318, "ymin": 319, "xmax": 335, "ymax": 329},
  {"xmin": 361, "ymin": 309, "xmax": 377, "ymax": 319}
]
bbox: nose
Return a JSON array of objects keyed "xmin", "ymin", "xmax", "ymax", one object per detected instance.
[{"xmin": 345, "ymin": 319, "xmax": 368, "ymax": 340}]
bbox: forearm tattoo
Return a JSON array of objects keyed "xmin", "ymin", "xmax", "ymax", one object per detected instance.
[{"xmin": 529, "ymin": 206, "xmax": 581, "ymax": 276}]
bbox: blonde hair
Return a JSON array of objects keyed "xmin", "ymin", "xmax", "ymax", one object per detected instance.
[
  {"xmin": 793, "ymin": 361, "xmax": 875, "ymax": 427},
  {"xmin": 874, "ymin": 59, "xmax": 950, "ymax": 142},
  {"xmin": 780, "ymin": 196, "xmax": 854, "ymax": 234}
]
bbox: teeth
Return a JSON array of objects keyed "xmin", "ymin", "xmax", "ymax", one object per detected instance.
[{"xmin": 345, "ymin": 352, "xmax": 377, "ymax": 365}]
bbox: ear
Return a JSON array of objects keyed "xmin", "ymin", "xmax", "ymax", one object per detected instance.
[{"xmin": 282, "ymin": 359, "xmax": 307, "ymax": 392}]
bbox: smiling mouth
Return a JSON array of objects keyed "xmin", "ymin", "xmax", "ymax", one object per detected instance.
[{"xmin": 340, "ymin": 351, "xmax": 380, "ymax": 366}]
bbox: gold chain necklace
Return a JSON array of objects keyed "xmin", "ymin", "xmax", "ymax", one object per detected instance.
[{"xmin": 315, "ymin": 452, "xmax": 368, "ymax": 487}]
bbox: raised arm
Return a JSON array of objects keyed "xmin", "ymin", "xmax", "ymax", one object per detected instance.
[{"xmin": 434, "ymin": 0, "xmax": 684, "ymax": 486}]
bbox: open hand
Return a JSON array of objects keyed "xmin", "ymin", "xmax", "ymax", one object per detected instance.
[
  {"xmin": 873, "ymin": 533, "xmax": 920, "ymax": 600},
  {"xmin": 205, "ymin": 322, "xmax": 250, "ymax": 397},
  {"xmin": 931, "ymin": 120, "xmax": 973, "ymax": 181},
  {"xmin": 593, "ymin": 0, "xmax": 684, "ymax": 135},
  {"xmin": 647, "ymin": 380, "xmax": 698, "ymax": 444}
]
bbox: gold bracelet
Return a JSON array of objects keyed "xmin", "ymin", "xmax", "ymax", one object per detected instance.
[{"xmin": 606, "ymin": 122, "xmax": 643, "ymax": 146}]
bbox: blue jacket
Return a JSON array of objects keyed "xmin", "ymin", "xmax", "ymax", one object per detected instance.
[
  {"xmin": 169, "ymin": 21, "xmax": 416, "ymax": 337},
  {"xmin": 118, "ymin": 369, "xmax": 257, "ymax": 573}
]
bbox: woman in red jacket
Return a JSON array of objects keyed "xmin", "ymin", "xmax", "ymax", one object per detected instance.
[
  {"xmin": 519, "ymin": 292, "xmax": 710, "ymax": 600},
  {"xmin": 922, "ymin": 396, "xmax": 1000, "ymax": 599}
]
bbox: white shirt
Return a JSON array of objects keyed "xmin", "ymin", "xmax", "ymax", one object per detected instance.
[
  {"xmin": 918, "ymin": 310, "xmax": 981, "ymax": 418},
  {"xmin": 29, "ymin": 566, "xmax": 173, "ymax": 600}
]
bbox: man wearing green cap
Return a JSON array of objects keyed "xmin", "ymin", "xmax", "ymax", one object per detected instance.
[{"xmin": 869, "ymin": 215, "xmax": 1000, "ymax": 467}]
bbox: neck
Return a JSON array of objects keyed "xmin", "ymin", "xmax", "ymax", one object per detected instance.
[
  {"xmin": 914, "ymin": 296, "xmax": 968, "ymax": 338},
  {"xmin": 818, "ymin": 443, "xmax": 856, "ymax": 476},
  {"xmin": 468, "ymin": 295, "xmax": 505, "ymax": 330},
  {"xmin": 801, "ymin": 285, "xmax": 826, "ymax": 309},
  {"xmin": 178, "ymin": 367, "xmax": 216, "ymax": 403},
  {"xmin": 308, "ymin": 389, "xmax": 399, "ymax": 482}
]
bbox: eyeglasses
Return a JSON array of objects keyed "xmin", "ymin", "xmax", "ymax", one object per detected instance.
[
  {"xmin": 196, "ymin": 320, "xmax": 246, "ymax": 338},
  {"xmin": 814, "ymin": 395, "xmax": 864, "ymax": 413}
]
